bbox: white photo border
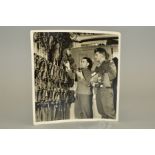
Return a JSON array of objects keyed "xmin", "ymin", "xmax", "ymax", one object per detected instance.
[{"xmin": 30, "ymin": 30, "xmax": 121, "ymax": 125}]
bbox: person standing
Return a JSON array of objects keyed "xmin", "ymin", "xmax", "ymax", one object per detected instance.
[
  {"xmin": 91, "ymin": 47, "xmax": 116, "ymax": 119},
  {"xmin": 65, "ymin": 56, "xmax": 93, "ymax": 119},
  {"xmin": 112, "ymin": 54, "xmax": 118, "ymax": 111}
]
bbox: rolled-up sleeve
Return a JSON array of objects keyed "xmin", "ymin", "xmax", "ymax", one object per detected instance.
[
  {"xmin": 108, "ymin": 61, "xmax": 117, "ymax": 80},
  {"xmin": 67, "ymin": 69, "xmax": 75, "ymax": 80}
]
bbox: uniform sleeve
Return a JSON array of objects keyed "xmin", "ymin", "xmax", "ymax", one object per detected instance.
[
  {"xmin": 66, "ymin": 69, "xmax": 75, "ymax": 80},
  {"xmin": 82, "ymin": 69, "xmax": 92, "ymax": 82},
  {"xmin": 96, "ymin": 61, "xmax": 117, "ymax": 81},
  {"xmin": 108, "ymin": 61, "xmax": 117, "ymax": 81}
]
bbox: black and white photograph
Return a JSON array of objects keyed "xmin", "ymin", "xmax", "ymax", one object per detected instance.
[{"xmin": 31, "ymin": 30, "xmax": 121, "ymax": 124}]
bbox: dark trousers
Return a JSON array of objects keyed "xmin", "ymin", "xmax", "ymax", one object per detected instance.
[
  {"xmin": 75, "ymin": 94, "xmax": 93, "ymax": 119},
  {"xmin": 96, "ymin": 87, "xmax": 116, "ymax": 119},
  {"xmin": 112, "ymin": 79, "xmax": 117, "ymax": 111}
]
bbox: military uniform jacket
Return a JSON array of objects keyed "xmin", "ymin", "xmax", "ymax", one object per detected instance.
[{"xmin": 95, "ymin": 60, "xmax": 117, "ymax": 88}]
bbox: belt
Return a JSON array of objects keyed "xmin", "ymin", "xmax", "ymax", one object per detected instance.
[{"xmin": 96, "ymin": 84, "xmax": 112, "ymax": 88}]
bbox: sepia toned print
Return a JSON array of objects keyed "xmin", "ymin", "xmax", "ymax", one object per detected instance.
[{"xmin": 31, "ymin": 30, "xmax": 121, "ymax": 125}]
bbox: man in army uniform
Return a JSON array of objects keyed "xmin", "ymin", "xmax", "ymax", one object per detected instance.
[
  {"xmin": 64, "ymin": 50, "xmax": 93, "ymax": 119},
  {"xmin": 91, "ymin": 47, "xmax": 116, "ymax": 119}
]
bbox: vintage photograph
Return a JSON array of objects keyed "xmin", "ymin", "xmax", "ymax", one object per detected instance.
[{"xmin": 31, "ymin": 30, "xmax": 121, "ymax": 124}]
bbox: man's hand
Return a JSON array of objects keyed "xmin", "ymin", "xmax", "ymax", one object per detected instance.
[
  {"xmin": 90, "ymin": 74, "xmax": 99, "ymax": 83},
  {"xmin": 66, "ymin": 49, "xmax": 71, "ymax": 56},
  {"xmin": 76, "ymin": 70, "xmax": 84, "ymax": 79},
  {"xmin": 64, "ymin": 61, "xmax": 71, "ymax": 71}
]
